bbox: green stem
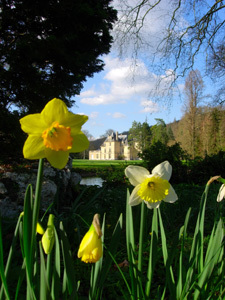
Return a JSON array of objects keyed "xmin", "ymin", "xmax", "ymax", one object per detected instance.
[
  {"xmin": 137, "ymin": 201, "xmax": 146, "ymax": 298},
  {"xmin": 32, "ymin": 158, "xmax": 44, "ymax": 234},
  {"xmin": 138, "ymin": 202, "xmax": 146, "ymax": 273},
  {"xmin": 31, "ymin": 159, "xmax": 44, "ymax": 286}
]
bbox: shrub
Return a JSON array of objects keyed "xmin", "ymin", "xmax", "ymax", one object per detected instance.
[{"xmin": 139, "ymin": 141, "xmax": 189, "ymax": 184}]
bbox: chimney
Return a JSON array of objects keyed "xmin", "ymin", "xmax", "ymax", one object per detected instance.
[{"xmin": 116, "ymin": 131, "xmax": 118, "ymax": 140}]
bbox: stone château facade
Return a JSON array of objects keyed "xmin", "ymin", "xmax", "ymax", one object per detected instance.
[{"xmin": 89, "ymin": 131, "xmax": 139, "ymax": 160}]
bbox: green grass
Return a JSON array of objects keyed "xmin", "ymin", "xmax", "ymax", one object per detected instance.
[{"xmin": 72, "ymin": 159, "xmax": 143, "ymax": 169}]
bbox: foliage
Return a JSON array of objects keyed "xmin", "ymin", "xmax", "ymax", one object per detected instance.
[
  {"xmin": 0, "ymin": 0, "xmax": 117, "ymax": 114},
  {"xmin": 128, "ymin": 121, "xmax": 151, "ymax": 152},
  {"xmin": 0, "ymin": 109, "xmax": 25, "ymax": 162},
  {"xmin": 1, "ymin": 159, "xmax": 224, "ymax": 299},
  {"xmin": 139, "ymin": 141, "xmax": 189, "ymax": 184},
  {"xmin": 188, "ymin": 151, "xmax": 225, "ymax": 185},
  {"xmin": 150, "ymin": 119, "xmax": 169, "ymax": 145},
  {"xmin": 167, "ymin": 105, "xmax": 225, "ymax": 158}
]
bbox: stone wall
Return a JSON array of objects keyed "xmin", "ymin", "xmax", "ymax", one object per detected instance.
[{"xmin": 0, "ymin": 158, "xmax": 82, "ymax": 218}]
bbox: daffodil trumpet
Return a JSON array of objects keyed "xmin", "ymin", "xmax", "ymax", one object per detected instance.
[
  {"xmin": 20, "ymin": 98, "xmax": 89, "ymax": 169},
  {"xmin": 77, "ymin": 214, "xmax": 103, "ymax": 263},
  {"xmin": 125, "ymin": 161, "xmax": 178, "ymax": 209}
]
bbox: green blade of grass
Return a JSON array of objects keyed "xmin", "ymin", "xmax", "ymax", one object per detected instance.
[
  {"xmin": 0, "ymin": 213, "xmax": 23, "ymax": 299},
  {"xmin": 0, "ymin": 216, "xmax": 10, "ymax": 300},
  {"xmin": 15, "ymin": 259, "xmax": 26, "ymax": 300},
  {"xmin": 23, "ymin": 184, "xmax": 37, "ymax": 299},
  {"xmin": 176, "ymin": 207, "xmax": 191, "ymax": 299},
  {"xmin": 59, "ymin": 222, "xmax": 77, "ymax": 299},
  {"xmin": 193, "ymin": 218, "xmax": 224, "ymax": 300},
  {"xmin": 51, "ymin": 228, "xmax": 61, "ymax": 300},
  {"xmin": 97, "ymin": 214, "xmax": 127, "ymax": 295},
  {"xmin": 145, "ymin": 208, "xmax": 158, "ymax": 297},
  {"xmin": 23, "ymin": 184, "xmax": 33, "ymax": 275},
  {"xmin": 158, "ymin": 208, "xmax": 175, "ymax": 297},
  {"xmin": 39, "ymin": 241, "xmax": 50, "ymax": 300},
  {"xmin": 126, "ymin": 189, "xmax": 137, "ymax": 299}
]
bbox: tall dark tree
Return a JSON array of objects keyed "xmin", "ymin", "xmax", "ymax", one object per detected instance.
[
  {"xmin": 0, "ymin": 0, "xmax": 117, "ymax": 113},
  {"xmin": 183, "ymin": 70, "xmax": 204, "ymax": 158}
]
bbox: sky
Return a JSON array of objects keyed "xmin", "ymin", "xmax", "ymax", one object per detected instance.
[
  {"xmin": 70, "ymin": 0, "xmax": 217, "ymax": 139},
  {"xmin": 71, "ymin": 56, "xmax": 184, "ymax": 139}
]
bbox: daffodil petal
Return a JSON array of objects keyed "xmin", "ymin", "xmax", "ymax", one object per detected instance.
[
  {"xmin": 217, "ymin": 184, "xmax": 225, "ymax": 202},
  {"xmin": 23, "ymin": 135, "xmax": 46, "ymax": 159},
  {"xmin": 152, "ymin": 161, "xmax": 172, "ymax": 181},
  {"xmin": 63, "ymin": 112, "xmax": 88, "ymax": 132},
  {"xmin": 71, "ymin": 132, "xmax": 89, "ymax": 153},
  {"xmin": 125, "ymin": 165, "xmax": 150, "ymax": 186},
  {"xmin": 129, "ymin": 185, "xmax": 143, "ymax": 206},
  {"xmin": 45, "ymin": 148, "xmax": 69, "ymax": 169},
  {"xmin": 144, "ymin": 200, "xmax": 161, "ymax": 209},
  {"xmin": 20, "ymin": 114, "xmax": 47, "ymax": 134},
  {"xmin": 163, "ymin": 185, "xmax": 178, "ymax": 203},
  {"xmin": 41, "ymin": 98, "xmax": 68, "ymax": 126},
  {"xmin": 78, "ymin": 230, "xmax": 95, "ymax": 257}
]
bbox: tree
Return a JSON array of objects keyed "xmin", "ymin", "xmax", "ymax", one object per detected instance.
[
  {"xmin": 150, "ymin": 118, "xmax": 169, "ymax": 145},
  {"xmin": 100, "ymin": 129, "xmax": 115, "ymax": 137},
  {"xmin": 183, "ymin": 70, "xmax": 204, "ymax": 158},
  {"xmin": 0, "ymin": 0, "xmax": 117, "ymax": 114},
  {"xmin": 114, "ymin": 0, "xmax": 225, "ymax": 97},
  {"xmin": 208, "ymin": 43, "xmax": 225, "ymax": 105},
  {"xmin": 83, "ymin": 130, "xmax": 94, "ymax": 141},
  {"xmin": 128, "ymin": 121, "xmax": 151, "ymax": 152}
]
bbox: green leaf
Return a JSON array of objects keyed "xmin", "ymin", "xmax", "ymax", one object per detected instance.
[
  {"xmin": 97, "ymin": 213, "xmax": 125, "ymax": 294},
  {"xmin": 51, "ymin": 228, "xmax": 61, "ymax": 300},
  {"xmin": 39, "ymin": 241, "xmax": 50, "ymax": 300},
  {"xmin": 0, "ymin": 216, "xmax": 10, "ymax": 300},
  {"xmin": 60, "ymin": 222, "xmax": 77, "ymax": 298},
  {"xmin": 145, "ymin": 208, "xmax": 158, "ymax": 297},
  {"xmin": 126, "ymin": 189, "xmax": 137, "ymax": 299}
]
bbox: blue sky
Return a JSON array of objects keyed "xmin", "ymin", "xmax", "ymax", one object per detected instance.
[
  {"xmin": 71, "ymin": 55, "xmax": 184, "ymax": 139},
  {"xmin": 70, "ymin": 0, "xmax": 217, "ymax": 139}
]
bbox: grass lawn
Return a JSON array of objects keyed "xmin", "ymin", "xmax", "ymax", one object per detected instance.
[{"xmin": 72, "ymin": 159, "xmax": 144, "ymax": 169}]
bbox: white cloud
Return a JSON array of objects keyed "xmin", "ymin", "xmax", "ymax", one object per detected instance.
[
  {"xmin": 89, "ymin": 111, "xmax": 99, "ymax": 119},
  {"xmin": 140, "ymin": 99, "xmax": 160, "ymax": 113},
  {"xmin": 79, "ymin": 56, "xmax": 166, "ymax": 106},
  {"xmin": 113, "ymin": 112, "xmax": 126, "ymax": 118},
  {"xmin": 80, "ymin": 85, "xmax": 96, "ymax": 97},
  {"xmin": 107, "ymin": 112, "xmax": 126, "ymax": 118}
]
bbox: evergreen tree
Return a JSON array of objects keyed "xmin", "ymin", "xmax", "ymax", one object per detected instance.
[{"xmin": 0, "ymin": 0, "xmax": 117, "ymax": 113}]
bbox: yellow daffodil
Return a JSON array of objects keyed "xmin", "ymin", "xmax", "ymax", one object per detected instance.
[
  {"xmin": 125, "ymin": 161, "xmax": 178, "ymax": 209},
  {"xmin": 36, "ymin": 222, "xmax": 45, "ymax": 235},
  {"xmin": 77, "ymin": 214, "xmax": 103, "ymax": 263},
  {"xmin": 41, "ymin": 214, "xmax": 55, "ymax": 254},
  {"xmin": 20, "ymin": 98, "xmax": 89, "ymax": 169},
  {"xmin": 217, "ymin": 184, "xmax": 225, "ymax": 202}
]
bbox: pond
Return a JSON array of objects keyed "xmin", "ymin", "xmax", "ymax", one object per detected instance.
[{"xmin": 80, "ymin": 177, "xmax": 105, "ymax": 187}]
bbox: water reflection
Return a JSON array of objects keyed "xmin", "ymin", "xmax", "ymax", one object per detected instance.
[{"xmin": 80, "ymin": 177, "xmax": 104, "ymax": 187}]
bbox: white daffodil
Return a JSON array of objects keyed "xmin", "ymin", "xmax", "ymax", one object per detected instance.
[
  {"xmin": 125, "ymin": 161, "xmax": 178, "ymax": 209},
  {"xmin": 217, "ymin": 184, "xmax": 225, "ymax": 202}
]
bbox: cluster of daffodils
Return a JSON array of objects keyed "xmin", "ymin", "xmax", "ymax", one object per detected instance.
[
  {"xmin": 20, "ymin": 98, "xmax": 89, "ymax": 169},
  {"xmin": 125, "ymin": 161, "xmax": 178, "ymax": 209}
]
